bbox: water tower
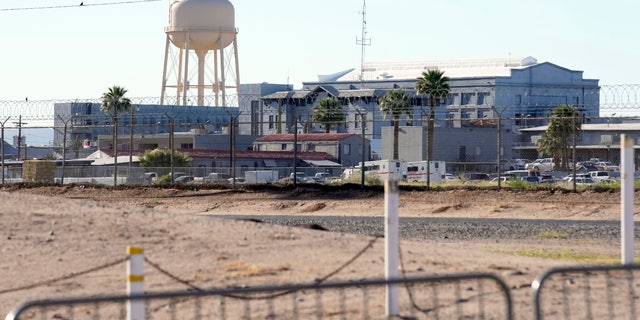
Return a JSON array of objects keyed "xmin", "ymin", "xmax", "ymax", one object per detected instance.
[{"xmin": 161, "ymin": 0, "xmax": 240, "ymax": 106}]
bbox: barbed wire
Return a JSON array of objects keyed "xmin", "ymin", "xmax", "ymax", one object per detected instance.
[
  {"xmin": 0, "ymin": 0, "xmax": 161, "ymax": 11},
  {"xmin": 1, "ymin": 84, "xmax": 639, "ymax": 123}
]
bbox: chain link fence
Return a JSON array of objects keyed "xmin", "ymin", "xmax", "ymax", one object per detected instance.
[{"xmin": 0, "ymin": 84, "xmax": 639, "ymax": 182}]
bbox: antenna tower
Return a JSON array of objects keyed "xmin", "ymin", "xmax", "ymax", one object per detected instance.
[{"xmin": 356, "ymin": 0, "xmax": 371, "ymax": 85}]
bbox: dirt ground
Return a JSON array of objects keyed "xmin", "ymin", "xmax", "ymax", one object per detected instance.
[{"xmin": 0, "ymin": 184, "xmax": 632, "ymax": 318}]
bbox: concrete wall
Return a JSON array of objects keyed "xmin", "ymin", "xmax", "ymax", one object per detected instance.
[{"xmin": 381, "ymin": 126, "xmax": 517, "ymax": 164}]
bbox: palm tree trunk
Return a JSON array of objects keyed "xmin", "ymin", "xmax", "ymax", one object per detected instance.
[
  {"xmin": 393, "ymin": 118, "xmax": 399, "ymax": 160},
  {"xmin": 427, "ymin": 100, "xmax": 435, "ymax": 190},
  {"xmin": 113, "ymin": 117, "xmax": 118, "ymax": 186}
]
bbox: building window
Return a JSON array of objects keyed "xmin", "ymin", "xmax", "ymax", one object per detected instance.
[
  {"xmin": 180, "ymin": 143, "xmax": 193, "ymax": 149},
  {"xmin": 268, "ymin": 115, "xmax": 274, "ymax": 129},
  {"xmin": 446, "ymin": 93, "xmax": 457, "ymax": 105},
  {"xmin": 477, "ymin": 92, "xmax": 489, "ymax": 105},
  {"xmin": 281, "ymin": 143, "xmax": 287, "ymax": 150},
  {"xmin": 343, "ymin": 144, "xmax": 351, "ymax": 155},
  {"xmin": 461, "ymin": 93, "xmax": 474, "ymax": 105},
  {"xmin": 308, "ymin": 143, "xmax": 315, "ymax": 151}
]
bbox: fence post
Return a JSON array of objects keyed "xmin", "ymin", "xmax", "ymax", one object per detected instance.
[
  {"xmin": 620, "ymin": 134, "xmax": 635, "ymax": 265},
  {"xmin": 127, "ymin": 246, "xmax": 145, "ymax": 320},
  {"xmin": 384, "ymin": 179, "xmax": 399, "ymax": 317}
]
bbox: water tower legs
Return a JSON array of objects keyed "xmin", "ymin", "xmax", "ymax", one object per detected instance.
[
  {"xmin": 197, "ymin": 50, "xmax": 207, "ymax": 106},
  {"xmin": 161, "ymin": 31, "xmax": 240, "ymax": 107}
]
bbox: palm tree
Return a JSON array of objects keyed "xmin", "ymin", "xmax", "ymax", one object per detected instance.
[
  {"xmin": 100, "ymin": 85, "xmax": 131, "ymax": 186},
  {"xmin": 415, "ymin": 69, "xmax": 450, "ymax": 188},
  {"xmin": 378, "ymin": 89, "xmax": 412, "ymax": 160},
  {"xmin": 536, "ymin": 105, "xmax": 581, "ymax": 171},
  {"xmin": 139, "ymin": 149, "xmax": 192, "ymax": 178},
  {"xmin": 312, "ymin": 97, "xmax": 346, "ymax": 133}
]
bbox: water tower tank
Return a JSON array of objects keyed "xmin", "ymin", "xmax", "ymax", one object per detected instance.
[{"xmin": 167, "ymin": 0, "xmax": 236, "ymax": 51}]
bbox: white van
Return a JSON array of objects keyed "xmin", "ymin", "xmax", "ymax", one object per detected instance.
[{"xmin": 504, "ymin": 170, "xmax": 541, "ymax": 181}]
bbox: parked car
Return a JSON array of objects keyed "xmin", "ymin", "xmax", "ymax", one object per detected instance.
[
  {"xmin": 596, "ymin": 161, "xmax": 620, "ymax": 171},
  {"xmin": 444, "ymin": 173, "xmax": 460, "ymax": 182},
  {"xmin": 525, "ymin": 158, "xmax": 555, "ymax": 171},
  {"xmin": 460, "ymin": 172, "xmax": 490, "ymax": 182},
  {"xmin": 143, "ymin": 172, "xmax": 158, "ymax": 184},
  {"xmin": 290, "ymin": 172, "xmax": 308, "ymax": 183},
  {"xmin": 588, "ymin": 171, "xmax": 611, "ymax": 182},
  {"xmin": 490, "ymin": 176, "xmax": 515, "ymax": 183},
  {"xmin": 174, "ymin": 175, "xmax": 195, "ymax": 183},
  {"xmin": 576, "ymin": 161, "xmax": 599, "ymax": 172},
  {"xmin": 539, "ymin": 174, "xmax": 555, "ymax": 183},
  {"xmin": 563, "ymin": 174, "xmax": 595, "ymax": 185},
  {"xmin": 203, "ymin": 172, "xmax": 230, "ymax": 183},
  {"xmin": 512, "ymin": 159, "xmax": 531, "ymax": 170},
  {"xmin": 227, "ymin": 177, "xmax": 246, "ymax": 184},
  {"xmin": 311, "ymin": 172, "xmax": 331, "ymax": 183}
]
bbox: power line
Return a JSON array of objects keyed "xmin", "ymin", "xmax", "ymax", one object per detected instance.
[{"xmin": 0, "ymin": 0, "xmax": 161, "ymax": 12}]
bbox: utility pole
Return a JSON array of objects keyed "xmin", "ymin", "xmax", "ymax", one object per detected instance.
[
  {"xmin": 129, "ymin": 106, "xmax": 136, "ymax": 181},
  {"xmin": 57, "ymin": 115, "xmax": 72, "ymax": 185},
  {"xmin": 13, "ymin": 115, "xmax": 27, "ymax": 161},
  {"xmin": 572, "ymin": 107, "xmax": 578, "ymax": 192},
  {"xmin": 230, "ymin": 116, "xmax": 236, "ymax": 187},
  {"xmin": 293, "ymin": 115, "xmax": 298, "ymax": 188},
  {"xmin": 165, "ymin": 113, "xmax": 176, "ymax": 183},
  {"xmin": 226, "ymin": 111, "xmax": 239, "ymax": 187},
  {"xmin": 1, "ymin": 117, "xmax": 10, "ymax": 184},
  {"xmin": 356, "ymin": 108, "xmax": 367, "ymax": 189},
  {"xmin": 492, "ymin": 106, "xmax": 509, "ymax": 190}
]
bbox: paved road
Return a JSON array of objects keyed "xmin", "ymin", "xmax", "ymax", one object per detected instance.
[{"xmin": 214, "ymin": 215, "xmax": 630, "ymax": 244}]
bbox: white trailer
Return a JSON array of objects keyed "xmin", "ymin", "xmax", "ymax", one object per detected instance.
[
  {"xmin": 405, "ymin": 161, "xmax": 446, "ymax": 183},
  {"xmin": 244, "ymin": 170, "xmax": 279, "ymax": 184},
  {"xmin": 359, "ymin": 159, "xmax": 407, "ymax": 181}
]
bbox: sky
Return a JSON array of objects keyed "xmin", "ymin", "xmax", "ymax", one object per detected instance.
[
  {"xmin": 2, "ymin": 0, "xmax": 640, "ymax": 145},
  {"xmin": 1, "ymin": 0, "xmax": 640, "ymax": 102}
]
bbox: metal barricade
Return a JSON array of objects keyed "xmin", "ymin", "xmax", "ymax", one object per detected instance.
[
  {"xmin": 7, "ymin": 273, "xmax": 513, "ymax": 320},
  {"xmin": 532, "ymin": 264, "xmax": 640, "ymax": 320}
]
